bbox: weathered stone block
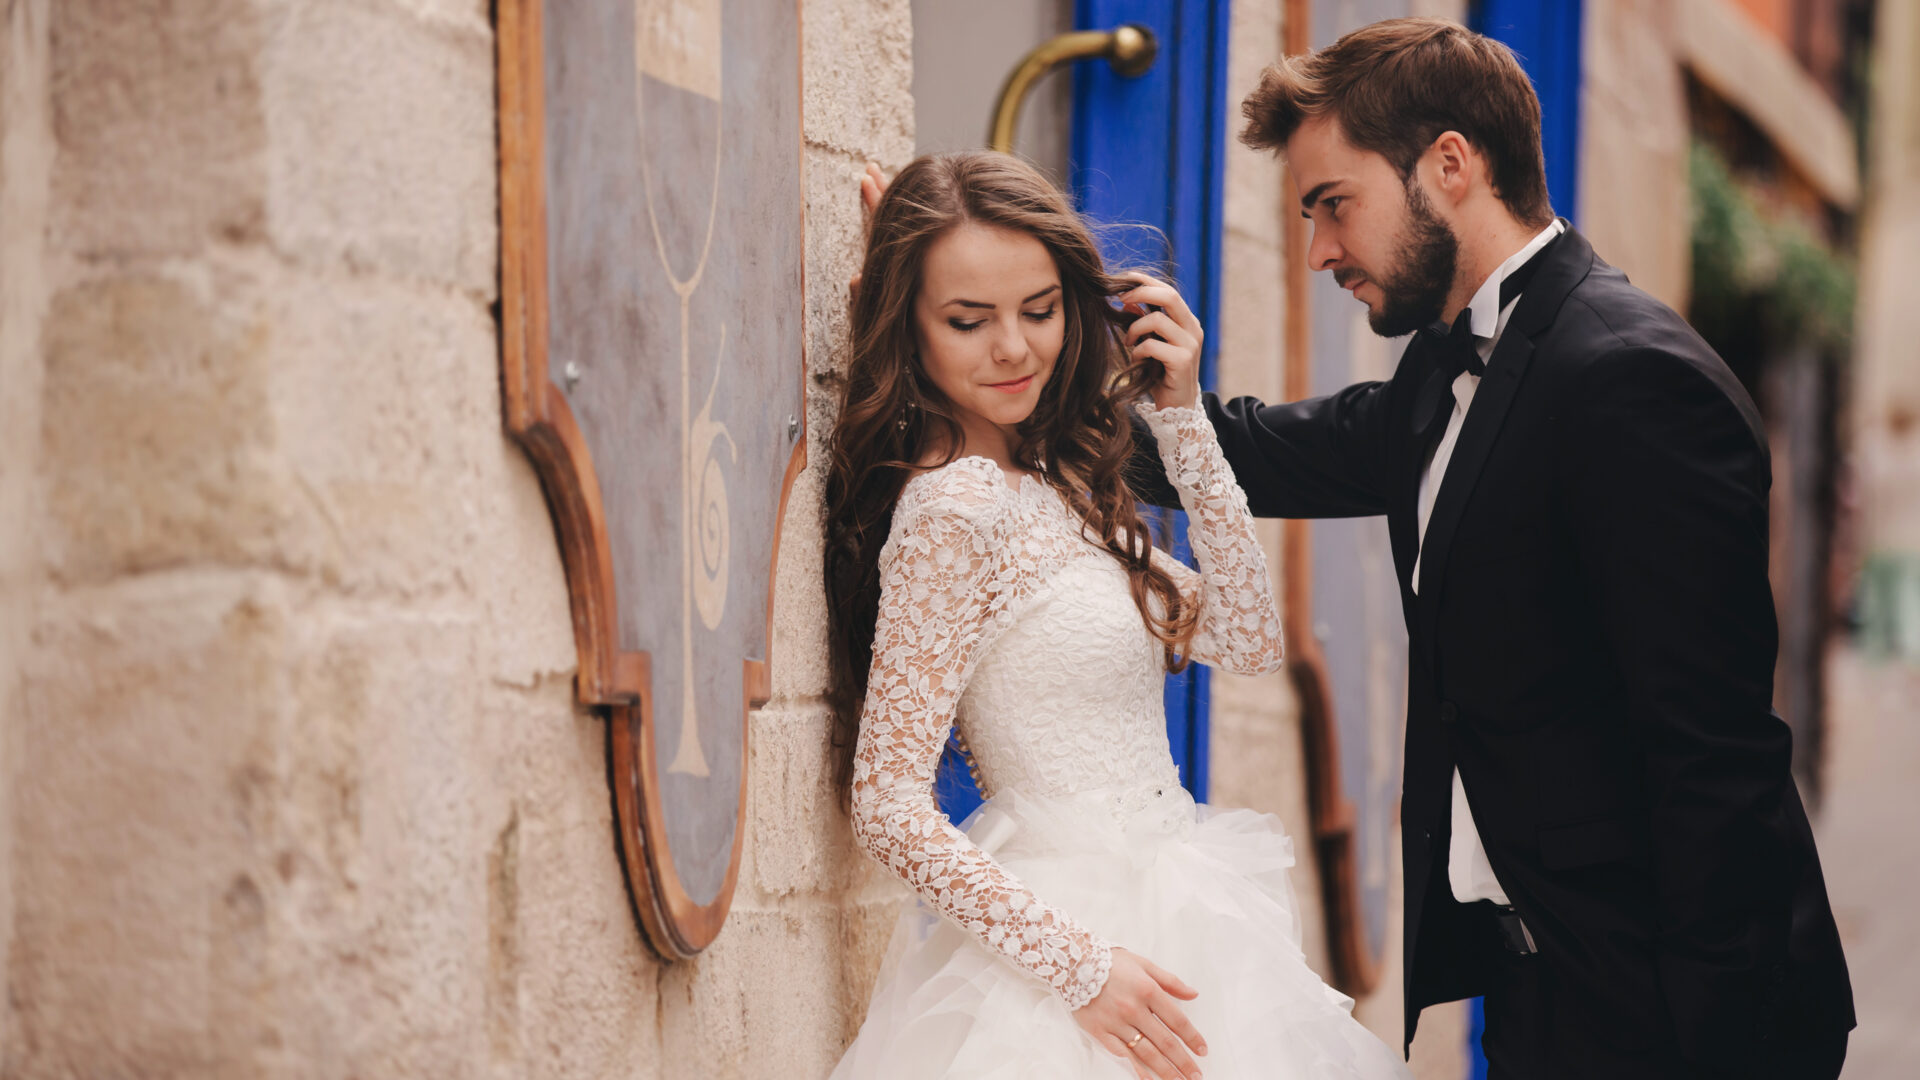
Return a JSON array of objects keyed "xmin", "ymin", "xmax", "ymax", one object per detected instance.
[
  {"xmin": 266, "ymin": 607, "xmax": 501, "ymax": 1077},
  {"xmin": 805, "ymin": 147, "xmax": 874, "ymax": 385},
  {"xmin": 39, "ymin": 272, "xmax": 297, "ymax": 584},
  {"xmin": 262, "ymin": 0, "xmax": 496, "ymax": 294},
  {"xmin": 389, "ymin": 0, "xmax": 493, "ymax": 30},
  {"xmin": 2, "ymin": 0, "xmax": 53, "ymax": 578},
  {"xmin": 472, "ymin": 446, "xmax": 579, "ymax": 691},
  {"xmin": 660, "ymin": 902, "xmax": 854, "ymax": 1080},
  {"xmin": 835, "ymin": 892, "xmax": 903, "ymax": 1042},
  {"xmin": 49, "ymin": 0, "xmax": 267, "ymax": 258},
  {"xmin": 487, "ymin": 683, "xmax": 664, "ymax": 1080},
  {"xmin": 769, "ymin": 463, "xmax": 831, "ymax": 703},
  {"xmin": 802, "ymin": 0, "xmax": 914, "ymax": 161},
  {"xmin": 2, "ymin": 3, "xmax": 53, "ymax": 1019},
  {"xmin": 267, "ymin": 271, "xmax": 501, "ymax": 596},
  {"xmin": 741, "ymin": 703, "xmax": 860, "ymax": 901},
  {"xmin": 11, "ymin": 573, "xmax": 291, "ymax": 1077}
]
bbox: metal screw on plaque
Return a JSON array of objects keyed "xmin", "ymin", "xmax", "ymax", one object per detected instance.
[
  {"xmin": 787, "ymin": 415, "xmax": 799, "ymax": 442},
  {"xmin": 562, "ymin": 361, "xmax": 582, "ymax": 393}
]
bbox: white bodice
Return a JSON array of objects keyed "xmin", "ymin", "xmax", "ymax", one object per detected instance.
[
  {"xmin": 848, "ymin": 405, "xmax": 1284, "ymax": 1011},
  {"xmin": 957, "ymin": 528, "xmax": 1183, "ymax": 811}
]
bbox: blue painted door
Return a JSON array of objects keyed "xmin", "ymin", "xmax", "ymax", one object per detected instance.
[
  {"xmin": 1473, "ymin": 0, "xmax": 1583, "ymax": 222},
  {"xmin": 934, "ymin": 0, "xmax": 1232, "ymax": 825}
]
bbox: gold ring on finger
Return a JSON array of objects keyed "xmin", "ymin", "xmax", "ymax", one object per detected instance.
[{"xmin": 1125, "ymin": 1029, "xmax": 1145, "ymax": 1050}]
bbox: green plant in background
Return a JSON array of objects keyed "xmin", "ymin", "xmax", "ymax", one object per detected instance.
[
  {"xmin": 1689, "ymin": 141, "xmax": 1767, "ymax": 346},
  {"xmin": 1688, "ymin": 140, "xmax": 1857, "ymax": 357},
  {"xmin": 1771, "ymin": 220, "xmax": 1857, "ymax": 354}
]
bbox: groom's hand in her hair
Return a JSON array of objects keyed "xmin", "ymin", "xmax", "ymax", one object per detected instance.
[
  {"xmin": 1074, "ymin": 947, "xmax": 1208, "ymax": 1080},
  {"xmin": 848, "ymin": 162, "xmax": 890, "ymax": 309},
  {"xmin": 1118, "ymin": 273, "xmax": 1204, "ymax": 412}
]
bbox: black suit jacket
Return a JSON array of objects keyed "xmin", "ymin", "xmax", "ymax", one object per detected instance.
[{"xmin": 1133, "ymin": 228, "xmax": 1853, "ymax": 1074}]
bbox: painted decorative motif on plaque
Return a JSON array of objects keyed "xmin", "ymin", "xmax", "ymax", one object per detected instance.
[{"xmin": 498, "ymin": 0, "xmax": 805, "ymax": 958}]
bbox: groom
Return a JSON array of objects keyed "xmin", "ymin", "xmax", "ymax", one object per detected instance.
[{"xmin": 1132, "ymin": 17, "xmax": 1853, "ymax": 1080}]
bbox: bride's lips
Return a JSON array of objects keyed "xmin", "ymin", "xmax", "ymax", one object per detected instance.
[{"xmin": 985, "ymin": 374, "xmax": 1035, "ymax": 393}]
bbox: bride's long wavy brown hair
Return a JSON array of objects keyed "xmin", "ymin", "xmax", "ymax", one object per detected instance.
[{"xmin": 824, "ymin": 151, "xmax": 1198, "ymax": 806}]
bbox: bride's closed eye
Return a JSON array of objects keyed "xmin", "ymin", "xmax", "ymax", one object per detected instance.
[{"xmin": 946, "ymin": 307, "xmax": 1056, "ymax": 333}]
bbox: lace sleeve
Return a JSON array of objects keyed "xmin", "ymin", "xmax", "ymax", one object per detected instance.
[
  {"xmin": 849, "ymin": 461, "xmax": 1115, "ymax": 1010},
  {"xmin": 1137, "ymin": 402, "xmax": 1286, "ymax": 675}
]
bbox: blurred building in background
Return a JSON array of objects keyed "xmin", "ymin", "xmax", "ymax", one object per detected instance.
[
  {"xmin": 1581, "ymin": 0, "xmax": 1876, "ymax": 799},
  {"xmin": 1854, "ymin": 0, "xmax": 1920, "ymax": 664},
  {"xmin": 1818, "ymin": 1, "xmax": 1920, "ymax": 1074},
  {"xmin": 0, "ymin": 1, "xmax": 1910, "ymax": 1078}
]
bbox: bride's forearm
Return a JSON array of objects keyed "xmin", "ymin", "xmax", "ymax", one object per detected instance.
[
  {"xmin": 1137, "ymin": 402, "xmax": 1285, "ymax": 674},
  {"xmin": 848, "ymin": 766, "xmax": 1114, "ymax": 1008}
]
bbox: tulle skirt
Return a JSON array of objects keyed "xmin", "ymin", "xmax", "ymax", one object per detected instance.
[{"xmin": 830, "ymin": 784, "xmax": 1414, "ymax": 1079}]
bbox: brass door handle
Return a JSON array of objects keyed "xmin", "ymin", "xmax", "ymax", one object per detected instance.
[{"xmin": 988, "ymin": 24, "xmax": 1158, "ymax": 154}]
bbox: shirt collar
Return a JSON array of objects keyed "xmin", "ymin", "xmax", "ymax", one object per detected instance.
[{"xmin": 1463, "ymin": 219, "xmax": 1566, "ymax": 340}]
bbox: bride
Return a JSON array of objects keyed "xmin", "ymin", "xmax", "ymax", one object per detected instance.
[{"xmin": 823, "ymin": 151, "xmax": 1411, "ymax": 1080}]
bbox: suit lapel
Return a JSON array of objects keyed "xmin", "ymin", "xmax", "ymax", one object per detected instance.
[
  {"xmin": 1411, "ymin": 224, "xmax": 1594, "ymax": 675},
  {"xmin": 1390, "ymin": 336, "xmax": 1442, "ymax": 617},
  {"xmin": 1414, "ymin": 335, "xmax": 1534, "ymax": 671}
]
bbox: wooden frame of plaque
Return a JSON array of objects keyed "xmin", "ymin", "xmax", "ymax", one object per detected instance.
[{"xmin": 496, "ymin": 0, "xmax": 807, "ymax": 960}]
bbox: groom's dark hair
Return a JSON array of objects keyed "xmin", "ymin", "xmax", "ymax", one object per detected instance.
[{"xmin": 1242, "ymin": 17, "xmax": 1554, "ymax": 227}]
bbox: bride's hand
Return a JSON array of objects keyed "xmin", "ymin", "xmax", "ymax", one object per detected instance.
[
  {"xmin": 1118, "ymin": 272, "xmax": 1204, "ymax": 412},
  {"xmin": 859, "ymin": 160, "xmax": 888, "ymax": 214},
  {"xmin": 848, "ymin": 162, "xmax": 890, "ymax": 307},
  {"xmin": 1074, "ymin": 947, "xmax": 1208, "ymax": 1080}
]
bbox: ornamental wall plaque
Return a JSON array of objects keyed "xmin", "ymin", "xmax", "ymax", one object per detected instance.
[{"xmin": 497, "ymin": 0, "xmax": 805, "ymax": 959}]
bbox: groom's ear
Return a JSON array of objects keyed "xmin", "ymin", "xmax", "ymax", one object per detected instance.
[{"xmin": 1425, "ymin": 130, "xmax": 1478, "ymax": 205}]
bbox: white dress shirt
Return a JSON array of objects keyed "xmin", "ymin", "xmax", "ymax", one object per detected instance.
[{"xmin": 1411, "ymin": 219, "xmax": 1565, "ymax": 906}]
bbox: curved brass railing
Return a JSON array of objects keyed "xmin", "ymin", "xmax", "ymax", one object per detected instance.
[{"xmin": 988, "ymin": 24, "xmax": 1158, "ymax": 154}]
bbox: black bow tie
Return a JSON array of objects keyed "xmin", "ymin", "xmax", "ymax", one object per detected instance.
[
  {"xmin": 1411, "ymin": 233, "xmax": 1557, "ymax": 443},
  {"xmin": 1427, "ymin": 306, "xmax": 1486, "ymax": 382},
  {"xmin": 1424, "ymin": 239, "xmax": 1551, "ymax": 377}
]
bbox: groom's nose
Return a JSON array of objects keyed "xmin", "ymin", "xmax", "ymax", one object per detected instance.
[{"xmin": 1308, "ymin": 225, "xmax": 1344, "ymax": 272}]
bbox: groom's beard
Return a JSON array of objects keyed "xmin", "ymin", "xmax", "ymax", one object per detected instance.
[{"xmin": 1351, "ymin": 181, "xmax": 1458, "ymax": 339}]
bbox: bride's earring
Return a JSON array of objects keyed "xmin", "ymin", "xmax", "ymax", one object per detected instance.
[{"xmin": 898, "ymin": 361, "xmax": 921, "ymax": 432}]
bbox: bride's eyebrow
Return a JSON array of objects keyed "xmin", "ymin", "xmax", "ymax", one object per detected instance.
[{"xmin": 945, "ymin": 284, "xmax": 1061, "ymax": 310}]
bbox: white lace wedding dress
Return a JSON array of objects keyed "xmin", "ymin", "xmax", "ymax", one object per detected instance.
[{"xmin": 829, "ymin": 405, "xmax": 1414, "ymax": 1079}]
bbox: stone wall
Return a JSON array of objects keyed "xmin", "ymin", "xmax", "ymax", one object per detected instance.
[
  {"xmin": 0, "ymin": 0, "xmax": 914, "ymax": 1076},
  {"xmin": 0, "ymin": 0, "xmax": 53, "ymax": 1041}
]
